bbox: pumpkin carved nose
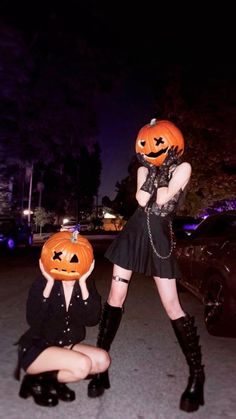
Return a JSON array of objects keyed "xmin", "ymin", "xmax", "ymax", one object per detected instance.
[{"xmin": 70, "ymin": 254, "xmax": 79, "ymax": 263}]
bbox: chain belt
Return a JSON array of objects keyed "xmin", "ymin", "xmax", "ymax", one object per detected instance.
[{"xmin": 146, "ymin": 207, "xmax": 175, "ymax": 259}]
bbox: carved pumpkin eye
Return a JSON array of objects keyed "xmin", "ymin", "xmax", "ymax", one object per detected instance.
[
  {"xmin": 53, "ymin": 251, "xmax": 63, "ymax": 261},
  {"xmin": 140, "ymin": 140, "xmax": 146, "ymax": 147},
  {"xmin": 41, "ymin": 231, "xmax": 94, "ymax": 281},
  {"xmin": 155, "ymin": 137, "xmax": 164, "ymax": 146}
]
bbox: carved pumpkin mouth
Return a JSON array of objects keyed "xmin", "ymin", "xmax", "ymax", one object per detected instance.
[
  {"xmin": 146, "ymin": 147, "xmax": 168, "ymax": 159},
  {"xmin": 50, "ymin": 268, "xmax": 80, "ymax": 278}
]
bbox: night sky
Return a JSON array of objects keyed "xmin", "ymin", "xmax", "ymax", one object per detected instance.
[{"xmin": 1, "ymin": 1, "xmax": 235, "ymax": 200}]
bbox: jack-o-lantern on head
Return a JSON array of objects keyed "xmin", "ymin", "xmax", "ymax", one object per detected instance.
[
  {"xmin": 135, "ymin": 118, "xmax": 185, "ymax": 167},
  {"xmin": 40, "ymin": 231, "xmax": 94, "ymax": 281}
]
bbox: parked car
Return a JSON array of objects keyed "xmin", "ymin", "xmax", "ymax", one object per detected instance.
[
  {"xmin": 60, "ymin": 220, "xmax": 94, "ymax": 233},
  {"xmin": 79, "ymin": 220, "xmax": 95, "ymax": 232},
  {"xmin": 60, "ymin": 219, "xmax": 78, "ymax": 232},
  {"xmin": 175, "ymin": 211, "xmax": 236, "ymax": 337},
  {"xmin": 0, "ymin": 216, "xmax": 33, "ymax": 250},
  {"xmin": 172, "ymin": 216, "xmax": 202, "ymax": 239}
]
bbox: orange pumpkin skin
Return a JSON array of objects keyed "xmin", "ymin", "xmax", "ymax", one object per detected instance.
[
  {"xmin": 40, "ymin": 231, "xmax": 94, "ymax": 281},
  {"xmin": 135, "ymin": 119, "xmax": 185, "ymax": 167}
]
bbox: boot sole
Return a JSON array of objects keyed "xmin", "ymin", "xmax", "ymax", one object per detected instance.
[
  {"xmin": 19, "ymin": 389, "xmax": 30, "ymax": 399},
  {"xmin": 87, "ymin": 386, "xmax": 105, "ymax": 398},
  {"xmin": 19, "ymin": 389, "xmax": 58, "ymax": 407},
  {"xmin": 57, "ymin": 393, "xmax": 76, "ymax": 402},
  {"xmin": 180, "ymin": 399, "xmax": 204, "ymax": 412}
]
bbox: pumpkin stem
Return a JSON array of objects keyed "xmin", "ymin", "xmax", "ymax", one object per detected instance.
[
  {"xmin": 150, "ymin": 118, "xmax": 157, "ymax": 126},
  {"xmin": 72, "ymin": 230, "xmax": 79, "ymax": 242}
]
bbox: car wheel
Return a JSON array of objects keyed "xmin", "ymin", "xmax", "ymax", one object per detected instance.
[
  {"xmin": 7, "ymin": 237, "xmax": 16, "ymax": 250},
  {"xmin": 203, "ymin": 274, "xmax": 230, "ymax": 336}
]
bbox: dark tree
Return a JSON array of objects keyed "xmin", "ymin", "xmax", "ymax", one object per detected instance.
[
  {"xmin": 0, "ymin": 23, "xmax": 32, "ymax": 213},
  {"xmin": 0, "ymin": 2, "xmax": 123, "ymax": 216},
  {"xmin": 111, "ymin": 156, "xmax": 139, "ymax": 219}
]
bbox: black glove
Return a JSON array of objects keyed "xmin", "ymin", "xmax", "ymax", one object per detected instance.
[
  {"xmin": 137, "ymin": 153, "xmax": 158, "ymax": 194},
  {"xmin": 157, "ymin": 146, "xmax": 182, "ymax": 188}
]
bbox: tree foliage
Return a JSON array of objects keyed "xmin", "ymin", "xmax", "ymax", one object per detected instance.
[
  {"xmin": 108, "ymin": 156, "xmax": 139, "ymax": 219},
  {"xmin": 33, "ymin": 206, "xmax": 55, "ymax": 235}
]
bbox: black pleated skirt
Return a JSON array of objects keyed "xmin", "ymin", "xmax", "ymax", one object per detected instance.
[{"xmin": 105, "ymin": 207, "xmax": 181, "ymax": 278}]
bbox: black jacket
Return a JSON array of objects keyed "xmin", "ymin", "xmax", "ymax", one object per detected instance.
[{"xmin": 19, "ymin": 275, "xmax": 101, "ymax": 348}]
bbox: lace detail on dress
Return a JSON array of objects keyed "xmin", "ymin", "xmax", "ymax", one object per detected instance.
[
  {"xmin": 145, "ymin": 164, "xmax": 186, "ymax": 218},
  {"xmin": 148, "ymin": 189, "xmax": 183, "ymax": 217}
]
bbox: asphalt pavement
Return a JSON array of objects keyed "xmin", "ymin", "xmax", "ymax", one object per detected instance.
[{"xmin": 0, "ymin": 245, "xmax": 236, "ymax": 419}]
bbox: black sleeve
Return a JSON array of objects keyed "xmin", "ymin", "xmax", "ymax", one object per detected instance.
[
  {"xmin": 81, "ymin": 276, "xmax": 102, "ymax": 326},
  {"xmin": 26, "ymin": 275, "xmax": 50, "ymax": 328}
]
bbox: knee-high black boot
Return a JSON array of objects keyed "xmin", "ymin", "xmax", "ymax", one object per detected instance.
[
  {"xmin": 87, "ymin": 302, "xmax": 123, "ymax": 398},
  {"xmin": 171, "ymin": 314, "xmax": 205, "ymax": 413}
]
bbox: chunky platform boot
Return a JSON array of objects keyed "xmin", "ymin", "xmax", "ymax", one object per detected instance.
[
  {"xmin": 87, "ymin": 302, "xmax": 123, "ymax": 398},
  {"xmin": 41, "ymin": 371, "xmax": 75, "ymax": 402},
  {"xmin": 171, "ymin": 314, "xmax": 205, "ymax": 412},
  {"xmin": 19, "ymin": 374, "xmax": 58, "ymax": 407}
]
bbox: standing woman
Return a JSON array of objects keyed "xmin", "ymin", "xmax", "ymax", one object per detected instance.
[
  {"xmin": 15, "ymin": 233, "xmax": 110, "ymax": 407},
  {"xmin": 88, "ymin": 119, "xmax": 205, "ymax": 413}
]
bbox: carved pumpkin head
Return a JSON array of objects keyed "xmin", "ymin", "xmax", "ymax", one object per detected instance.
[
  {"xmin": 40, "ymin": 231, "xmax": 94, "ymax": 281},
  {"xmin": 135, "ymin": 118, "xmax": 184, "ymax": 166}
]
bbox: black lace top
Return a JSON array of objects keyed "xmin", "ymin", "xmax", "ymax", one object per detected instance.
[
  {"xmin": 144, "ymin": 164, "xmax": 186, "ymax": 218},
  {"xmin": 147, "ymin": 189, "xmax": 184, "ymax": 218}
]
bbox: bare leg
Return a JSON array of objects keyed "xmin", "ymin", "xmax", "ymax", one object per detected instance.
[
  {"xmin": 108, "ymin": 264, "xmax": 132, "ymax": 307},
  {"xmin": 153, "ymin": 276, "xmax": 185, "ymax": 319},
  {"xmin": 27, "ymin": 346, "xmax": 94, "ymax": 383},
  {"xmin": 71, "ymin": 343, "xmax": 110, "ymax": 375}
]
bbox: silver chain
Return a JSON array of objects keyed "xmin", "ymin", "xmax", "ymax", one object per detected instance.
[{"xmin": 146, "ymin": 208, "xmax": 175, "ymax": 259}]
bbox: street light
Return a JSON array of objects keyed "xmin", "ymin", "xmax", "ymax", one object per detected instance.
[
  {"xmin": 37, "ymin": 182, "xmax": 44, "ymax": 207},
  {"xmin": 26, "ymin": 164, "xmax": 33, "ymax": 226},
  {"xmin": 23, "ymin": 209, "xmax": 33, "ymax": 216}
]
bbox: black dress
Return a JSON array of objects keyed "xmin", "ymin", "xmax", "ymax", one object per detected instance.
[{"xmin": 105, "ymin": 187, "xmax": 184, "ymax": 279}]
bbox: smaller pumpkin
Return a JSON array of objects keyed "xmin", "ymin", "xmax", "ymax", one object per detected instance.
[
  {"xmin": 40, "ymin": 231, "xmax": 94, "ymax": 281},
  {"xmin": 135, "ymin": 118, "xmax": 185, "ymax": 167}
]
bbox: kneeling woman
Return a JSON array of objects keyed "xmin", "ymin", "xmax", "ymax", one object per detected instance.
[{"xmin": 15, "ymin": 258, "xmax": 110, "ymax": 407}]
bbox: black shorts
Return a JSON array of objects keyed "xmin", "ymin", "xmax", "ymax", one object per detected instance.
[{"xmin": 19, "ymin": 339, "xmax": 50, "ymax": 373}]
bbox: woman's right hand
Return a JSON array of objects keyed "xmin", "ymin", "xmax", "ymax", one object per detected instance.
[{"xmin": 39, "ymin": 259, "xmax": 54, "ymax": 284}]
